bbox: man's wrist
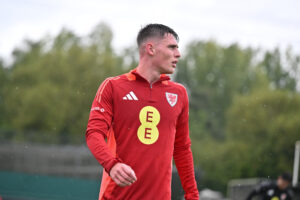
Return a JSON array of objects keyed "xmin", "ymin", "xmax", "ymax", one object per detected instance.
[{"xmin": 106, "ymin": 158, "xmax": 122, "ymax": 174}]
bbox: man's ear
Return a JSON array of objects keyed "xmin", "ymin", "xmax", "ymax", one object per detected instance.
[{"xmin": 145, "ymin": 43, "xmax": 155, "ymax": 56}]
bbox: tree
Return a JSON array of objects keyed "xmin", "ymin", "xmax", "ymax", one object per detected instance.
[
  {"xmin": 0, "ymin": 59, "xmax": 6, "ymax": 126},
  {"xmin": 175, "ymin": 40, "xmax": 300, "ymax": 193},
  {"xmin": 191, "ymin": 89, "xmax": 300, "ymax": 193},
  {"xmin": 226, "ymin": 89, "xmax": 300, "ymax": 179},
  {"xmin": 175, "ymin": 40, "xmax": 258, "ymax": 140},
  {"xmin": 285, "ymin": 47, "xmax": 300, "ymax": 89},
  {"xmin": 3, "ymin": 22, "xmax": 126, "ymax": 143},
  {"xmin": 260, "ymin": 48, "xmax": 297, "ymax": 91},
  {"xmin": 192, "ymin": 138, "xmax": 253, "ymax": 192}
]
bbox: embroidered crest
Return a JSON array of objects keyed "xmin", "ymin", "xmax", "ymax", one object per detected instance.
[
  {"xmin": 165, "ymin": 92, "xmax": 178, "ymax": 107},
  {"xmin": 281, "ymin": 193, "xmax": 287, "ymax": 200}
]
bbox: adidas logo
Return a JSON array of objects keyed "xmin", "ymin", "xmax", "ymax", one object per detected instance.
[{"xmin": 123, "ymin": 91, "xmax": 138, "ymax": 100}]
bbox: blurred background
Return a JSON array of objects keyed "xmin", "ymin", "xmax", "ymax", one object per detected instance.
[{"xmin": 0, "ymin": 0, "xmax": 300, "ymax": 199}]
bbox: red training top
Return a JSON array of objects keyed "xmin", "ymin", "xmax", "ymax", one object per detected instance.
[{"xmin": 86, "ymin": 69, "xmax": 199, "ymax": 200}]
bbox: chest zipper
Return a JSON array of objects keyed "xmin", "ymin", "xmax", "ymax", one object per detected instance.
[{"xmin": 149, "ymin": 83, "xmax": 153, "ymax": 102}]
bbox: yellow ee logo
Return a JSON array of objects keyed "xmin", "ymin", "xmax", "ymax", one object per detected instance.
[
  {"xmin": 137, "ymin": 106, "xmax": 160, "ymax": 145},
  {"xmin": 271, "ymin": 197, "xmax": 279, "ymax": 200}
]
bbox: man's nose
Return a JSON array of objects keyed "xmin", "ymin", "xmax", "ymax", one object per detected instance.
[{"xmin": 175, "ymin": 49, "xmax": 181, "ymax": 58}]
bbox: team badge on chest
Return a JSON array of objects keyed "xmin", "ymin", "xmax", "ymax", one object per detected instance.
[{"xmin": 165, "ymin": 92, "xmax": 178, "ymax": 107}]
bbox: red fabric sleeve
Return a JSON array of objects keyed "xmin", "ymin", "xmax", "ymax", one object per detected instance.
[
  {"xmin": 86, "ymin": 78, "xmax": 120, "ymax": 173},
  {"xmin": 173, "ymin": 88, "xmax": 199, "ymax": 200}
]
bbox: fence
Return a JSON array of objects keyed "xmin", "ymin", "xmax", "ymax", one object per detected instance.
[{"xmin": 0, "ymin": 142, "xmax": 100, "ymax": 179}]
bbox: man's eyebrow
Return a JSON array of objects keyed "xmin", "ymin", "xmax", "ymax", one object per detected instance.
[{"xmin": 168, "ymin": 44, "xmax": 179, "ymax": 48}]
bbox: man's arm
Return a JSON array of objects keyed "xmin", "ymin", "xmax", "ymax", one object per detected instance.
[
  {"xmin": 173, "ymin": 88, "xmax": 199, "ymax": 200},
  {"xmin": 245, "ymin": 190, "xmax": 258, "ymax": 200},
  {"xmin": 86, "ymin": 78, "xmax": 136, "ymax": 186},
  {"xmin": 245, "ymin": 182, "xmax": 271, "ymax": 200}
]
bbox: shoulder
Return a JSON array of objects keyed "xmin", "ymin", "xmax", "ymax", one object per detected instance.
[
  {"xmin": 100, "ymin": 73, "xmax": 129, "ymax": 86},
  {"xmin": 167, "ymin": 80, "xmax": 188, "ymax": 97},
  {"xmin": 168, "ymin": 80, "xmax": 187, "ymax": 92},
  {"xmin": 286, "ymin": 188, "xmax": 294, "ymax": 198},
  {"xmin": 96, "ymin": 75, "xmax": 125, "ymax": 96},
  {"xmin": 256, "ymin": 181, "xmax": 275, "ymax": 191}
]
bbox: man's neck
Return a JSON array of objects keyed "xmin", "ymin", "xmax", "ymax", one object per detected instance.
[{"xmin": 136, "ymin": 63, "xmax": 161, "ymax": 84}]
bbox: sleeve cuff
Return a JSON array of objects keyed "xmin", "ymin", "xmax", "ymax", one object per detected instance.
[{"xmin": 105, "ymin": 157, "xmax": 123, "ymax": 174}]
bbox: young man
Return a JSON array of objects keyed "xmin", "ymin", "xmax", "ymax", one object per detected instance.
[
  {"xmin": 86, "ymin": 24, "xmax": 199, "ymax": 200},
  {"xmin": 246, "ymin": 173, "xmax": 294, "ymax": 200}
]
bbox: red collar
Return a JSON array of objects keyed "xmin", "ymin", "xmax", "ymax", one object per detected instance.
[{"xmin": 127, "ymin": 69, "xmax": 170, "ymax": 82}]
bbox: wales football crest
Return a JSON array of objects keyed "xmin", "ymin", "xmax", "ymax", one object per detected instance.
[{"xmin": 165, "ymin": 92, "xmax": 178, "ymax": 107}]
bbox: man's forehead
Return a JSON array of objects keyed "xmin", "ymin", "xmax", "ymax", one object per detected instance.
[
  {"xmin": 143, "ymin": 33, "xmax": 178, "ymax": 46},
  {"xmin": 158, "ymin": 33, "xmax": 178, "ymax": 44},
  {"xmin": 163, "ymin": 33, "xmax": 177, "ymax": 40}
]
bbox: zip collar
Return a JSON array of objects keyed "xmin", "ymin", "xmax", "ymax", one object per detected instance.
[{"xmin": 127, "ymin": 69, "xmax": 170, "ymax": 84}]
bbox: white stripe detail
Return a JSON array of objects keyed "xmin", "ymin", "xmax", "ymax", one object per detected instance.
[
  {"xmin": 126, "ymin": 94, "xmax": 133, "ymax": 100},
  {"xmin": 129, "ymin": 91, "xmax": 138, "ymax": 100},
  {"xmin": 122, "ymin": 91, "xmax": 139, "ymax": 101}
]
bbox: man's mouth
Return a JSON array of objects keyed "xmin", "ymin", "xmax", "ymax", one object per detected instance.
[{"xmin": 172, "ymin": 61, "xmax": 178, "ymax": 67}]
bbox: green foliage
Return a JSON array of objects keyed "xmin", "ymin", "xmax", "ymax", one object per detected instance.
[
  {"xmin": 226, "ymin": 89, "xmax": 300, "ymax": 176},
  {"xmin": 192, "ymin": 138, "xmax": 252, "ymax": 191},
  {"xmin": 3, "ymin": 22, "xmax": 126, "ymax": 144},
  {"xmin": 260, "ymin": 48, "xmax": 297, "ymax": 90},
  {"xmin": 176, "ymin": 41, "xmax": 259, "ymax": 139},
  {"xmin": 0, "ymin": 60, "xmax": 6, "ymax": 125},
  {"xmin": 176, "ymin": 40, "xmax": 299, "ymax": 193},
  {"xmin": 193, "ymin": 89, "xmax": 300, "ymax": 193}
]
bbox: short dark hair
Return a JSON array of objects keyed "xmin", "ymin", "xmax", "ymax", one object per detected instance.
[
  {"xmin": 280, "ymin": 172, "xmax": 292, "ymax": 183},
  {"xmin": 137, "ymin": 24, "xmax": 179, "ymax": 47}
]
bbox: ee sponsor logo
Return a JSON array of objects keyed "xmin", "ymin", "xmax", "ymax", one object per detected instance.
[
  {"xmin": 271, "ymin": 197, "xmax": 279, "ymax": 200},
  {"xmin": 137, "ymin": 106, "xmax": 160, "ymax": 145}
]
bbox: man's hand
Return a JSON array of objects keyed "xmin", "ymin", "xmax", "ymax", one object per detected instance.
[{"xmin": 109, "ymin": 163, "xmax": 137, "ymax": 187}]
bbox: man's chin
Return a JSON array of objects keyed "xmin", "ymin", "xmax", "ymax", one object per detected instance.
[
  {"xmin": 163, "ymin": 68, "xmax": 175, "ymax": 75},
  {"xmin": 158, "ymin": 66, "xmax": 175, "ymax": 75}
]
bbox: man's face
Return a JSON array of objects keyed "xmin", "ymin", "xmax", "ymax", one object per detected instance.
[
  {"xmin": 277, "ymin": 176, "xmax": 290, "ymax": 190},
  {"xmin": 152, "ymin": 33, "xmax": 181, "ymax": 74}
]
